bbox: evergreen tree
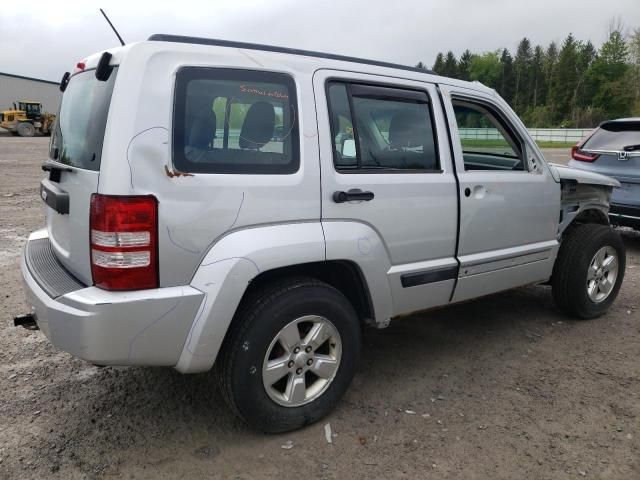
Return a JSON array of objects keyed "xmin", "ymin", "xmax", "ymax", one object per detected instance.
[
  {"xmin": 530, "ymin": 45, "xmax": 546, "ymax": 107},
  {"xmin": 415, "ymin": 61, "xmax": 428, "ymax": 70},
  {"xmin": 513, "ymin": 38, "xmax": 533, "ymax": 114},
  {"xmin": 458, "ymin": 50, "xmax": 473, "ymax": 81},
  {"xmin": 432, "ymin": 53, "xmax": 445, "ymax": 75},
  {"xmin": 417, "ymin": 22, "xmax": 640, "ymax": 125},
  {"xmin": 543, "ymin": 41, "xmax": 559, "ymax": 95},
  {"xmin": 443, "ymin": 51, "xmax": 458, "ymax": 77},
  {"xmin": 576, "ymin": 41, "xmax": 598, "ymax": 108},
  {"xmin": 549, "ymin": 34, "xmax": 579, "ymax": 124},
  {"xmin": 629, "ymin": 29, "xmax": 640, "ymax": 114},
  {"xmin": 498, "ymin": 49, "xmax": 515, "ymax": 103},
  {"xmin": 588, "ymin": 30, "xmax": 632, "ymax": 118}
]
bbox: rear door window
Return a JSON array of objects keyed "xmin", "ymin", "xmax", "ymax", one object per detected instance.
[
  {"xmin": 327, "ymin": 82, "xmax": 439, "ymax": 172},
  {"xmin": 173, "ymin": 68, "xmax": 299, "ymax": 174},
  {"xmin": 582, "ymin": 122, "xmax": 640, "ymax": 151}
]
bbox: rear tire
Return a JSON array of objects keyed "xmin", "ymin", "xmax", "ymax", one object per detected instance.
[
  {"xmin": 552, "ymin": 223, "xmax": 625, "ymax": 319},
  {"xmin": 16, "ymin": 122, "xmax": 35, "ymax": 137},
  {"xmin": 216, "ymin": 277, "xmax": 361, "ymax": 433}
]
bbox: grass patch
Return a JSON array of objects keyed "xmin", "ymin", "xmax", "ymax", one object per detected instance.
[
  {"xmin": 535, "ymin": 141, "xmax": 575, "ymax": 148},
  {"xmin": 461, "ymin": 139, "xmax": 575, "ymax": 149}
]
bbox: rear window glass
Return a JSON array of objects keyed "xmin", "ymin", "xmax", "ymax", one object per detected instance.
[
  {"xmin": 582, "ymin": 122, "xmax": 640, "ymax": 151},
  {"xmin": 173, "ymin": 68, "xmax": 299, "ymax": 174},
  {"xmin": 49, "ymin": 68, "xmax": 117, "ymax": 171}
]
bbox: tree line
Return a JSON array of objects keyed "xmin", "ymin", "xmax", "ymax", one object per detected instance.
[{"xmin": 418, "ymin": 25, "xmax": 640, "ymax": 128}]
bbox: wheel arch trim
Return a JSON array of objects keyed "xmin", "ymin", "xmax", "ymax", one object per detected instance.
[{"xmin": 175, "ymin": 221, "xmax": 393, "ymax": 373}]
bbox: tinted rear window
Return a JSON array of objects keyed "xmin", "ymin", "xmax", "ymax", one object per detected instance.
[
  {"xmin": 49, "ymin": 68, "xmax": 117, "ymax": 170},
  {"xmin": 582, "ymin": 122, "xmax": 640, "ymax": 151},
  {"xmin": 173, "ymin": 68, "xmax": 299, "ymax": 174}
]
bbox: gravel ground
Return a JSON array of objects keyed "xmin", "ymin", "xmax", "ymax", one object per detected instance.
[{"xmin": 1, "ymin": 135, "xmax": 639, "ymax": 479}]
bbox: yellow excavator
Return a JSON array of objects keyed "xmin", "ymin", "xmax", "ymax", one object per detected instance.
[{"xmin": 0, "ymin": 101, "xmax": 55, "ymax": 137}]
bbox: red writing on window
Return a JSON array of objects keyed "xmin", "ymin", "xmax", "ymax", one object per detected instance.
[{"xmin": 240, "ymin": 84, "xmax": 289, "ymax": 100}]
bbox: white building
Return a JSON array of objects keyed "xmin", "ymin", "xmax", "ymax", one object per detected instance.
[{"xmin": 0, "ymin": 72, "xmax": 61, "ymax": 114}]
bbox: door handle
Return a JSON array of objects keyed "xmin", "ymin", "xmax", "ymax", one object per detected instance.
[{"xmin": 333, "ymin": 189, "xmax": 375, "ymax": 203}]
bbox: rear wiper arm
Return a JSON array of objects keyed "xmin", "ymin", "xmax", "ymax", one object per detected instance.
[
  {"xmin": 623, "ymin": 144, "xmax": 640, "ymax": 152},
  {"xmin": 42, "ymin": 160, "xmax": 73, "ymax": 182},
  {"xmin": 42, "ymin": 161, "xmax": 73, "ymax": 173}
]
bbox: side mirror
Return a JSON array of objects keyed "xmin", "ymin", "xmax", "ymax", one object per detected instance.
[{"xmin": 341, "ymin": 138, "xmax": 356, "ymax": 157}]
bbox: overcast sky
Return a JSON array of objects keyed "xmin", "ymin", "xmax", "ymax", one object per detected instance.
[{"xmin": 1, "ymin": 0, "xmax": 639, "ymax": 81}]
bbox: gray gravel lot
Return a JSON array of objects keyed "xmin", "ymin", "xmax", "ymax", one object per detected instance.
[{"xmin": 1, "ymin": 135, "xmax": 639, "ymax": 479}]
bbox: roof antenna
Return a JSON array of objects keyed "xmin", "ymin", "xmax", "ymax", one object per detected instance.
[{"xmin": 99, "ymin": 8, "xmax": 125, "ymax": 46}]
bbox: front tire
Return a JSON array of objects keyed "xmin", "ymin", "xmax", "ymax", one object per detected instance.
[
  {"xmin": 552, "ymin": 223, "xmax": 625, "ymax": 319},
  {"xmin": 216, "ymin": 277, "xmax": 361, "ymax": 433}
]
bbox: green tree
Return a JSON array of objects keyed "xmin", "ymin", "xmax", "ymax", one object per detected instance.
[
  {"xmin": 543, "ymin": 41, "xmax": 559, "ymax": 97},
  {"xmin": 498, "ymin": 48, "xmax": 515, "ymax": 103},
  {"xmin": 513, "ymin": 38, "xmax": 533, "ymax": 113},
  {"xmin": 530, "ymin": 45, "xmax": 546, "ymax": 108},
  {"xmin": 629, "ymin": 28, "xmax": 640, "ymax": 114},
  {"xmin": 415, "ymin": 61, "xmax": 428, "ymax": 70},
  {"xmin": 443, "ymin": 51, "xmax": 458, "ymax": 77},
  {"xmin": 587, "ymin": 30, "xmax": 632, "ymax": 118},
  {"xmin": 575, "ymin": 40, "xmax": 597, "ymax": 109},
  {"xmin": 549, "ymin": 34, "xmax": 579, "ymax": 124},
  {"xmin": 458, "ymin": 49, "xmax": 473, "ymax": 81},
  {"xmin": 432, "ymin": 53, "xmax": 445, "ymax": 75},
  {"xmin": 468, "ymin": 51, "xmax": 502, "ymax": 89}
]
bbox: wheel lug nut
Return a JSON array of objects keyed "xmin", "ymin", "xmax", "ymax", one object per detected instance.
[
  {"xmin": 307, "ymin": 359, "xmax": 313, "ymax": 366},
  {"xmin": 293, "ymin": 347, "xmax": 300, "ymax": 354},
  {"xmin": 296, "ymin": 368, "xmax": 302, "ymax": 375},
  {"xmin": 288, "ymin": 361, "xmax": 294, "ymax": 368},
  {"xmin": 305, "ymin": 346, "xmax": 312, "ymax": 353}
]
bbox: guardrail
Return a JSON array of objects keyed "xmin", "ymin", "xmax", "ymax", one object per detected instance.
[{"xmin": 459, "ymin": 128, "xmax": 593, "ymax": 143}]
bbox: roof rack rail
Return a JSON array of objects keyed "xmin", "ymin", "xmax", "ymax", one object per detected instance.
[{"xmin": 148, "ymin": 34, "xmax": 435, "ymax": 76}]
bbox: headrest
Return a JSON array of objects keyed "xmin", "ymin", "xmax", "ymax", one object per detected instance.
[
  {"xmin": 388, "ymin": 110, "xmax": 426, "ymax": 149},
  {"xmin": 239, "ymin": 101, "xmax": 276, "ymax": 150}
]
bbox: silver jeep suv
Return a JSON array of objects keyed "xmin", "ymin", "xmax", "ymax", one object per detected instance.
[{"xmin": 16, "ymin": 35, "xmax": 626, "ymax": 432}]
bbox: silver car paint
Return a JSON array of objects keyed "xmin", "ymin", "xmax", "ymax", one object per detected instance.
[
  {"xmin": 22, "ymin": 40, "xmax": 620, "ymax": 373},
  {"xmin": 439, "ymin": 85, "xmax": 562, "ymax": 297},
  {"xmin": 176, "ymin": 222, "xmax": 325, "ymax": 373},
  {"xmin": 23, "ymin": 229, "xmax": 204, "ymax": 366},
  {"xmin": 95, "ymin": 43, "xmax": 322, "ymax": 288},
  {"xmin": 313, "ymin": 69, "xmax": 459, "ymax": 320},
  {"xmin": 46, "ymin": 167, "xmax": 98, "ymax": 285},
  {"xmin": 551, "ymin": 163, "xmax": 621, "ymax": 188}
]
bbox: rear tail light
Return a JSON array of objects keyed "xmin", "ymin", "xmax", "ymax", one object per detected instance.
[
  {"xmin": 90, "ymin": 194, "xmax": 158, "ymax": 290},
  {"xmin": 571, "ymin": 145, "xmax": 600, "ymax": 162}
]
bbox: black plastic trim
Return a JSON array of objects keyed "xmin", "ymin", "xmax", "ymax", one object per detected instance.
[
  {"xmin": 40, "ymin": 179, "xmax": 69, "ymax": 214},
  {"xmin": 401, "ymin": 265, "xmax": 459, "ymax": 288},
  {"xmin": 25, "ymin": 238, "xmax": 85, "ymax": 298},
  {"xmin": 148, "ymin": 34, "xmax": 435, "ymax": 75}
]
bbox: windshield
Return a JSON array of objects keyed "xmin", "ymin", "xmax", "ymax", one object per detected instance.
[
  {"xmin": 49, "ymin": 68, "xmax": 118, "ymax": 170},
  {"xmin": 582, "ymin": 121, "xmax": 640, "ymax": 151}
]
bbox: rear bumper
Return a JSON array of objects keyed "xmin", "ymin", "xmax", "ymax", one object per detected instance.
[
  {"xmin": 610, "ymin": 204, "xmax": 640, "ymax": 230},
  {"xmin": 21, "ymin": 229, "xmax": 204, "ymax": 366}
]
